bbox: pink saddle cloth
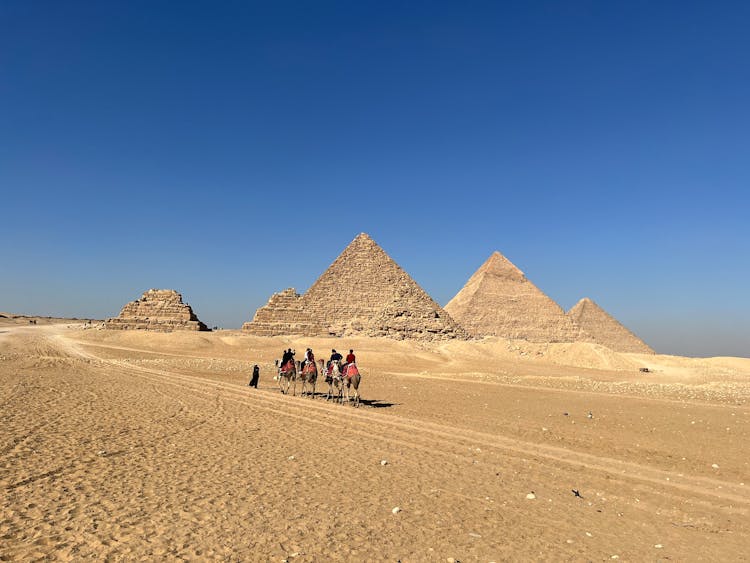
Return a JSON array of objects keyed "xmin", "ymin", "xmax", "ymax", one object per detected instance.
[
  {"xmin": 281, "ymin": 361, "xmax": 294, "ymax": 372},
  {"xmin": 345, "ymin": 364, "xmax": 359, "ymax": 377},
  {"xmin": 302, "ymin": 363, "xmax": 317, "ymax": 375}
]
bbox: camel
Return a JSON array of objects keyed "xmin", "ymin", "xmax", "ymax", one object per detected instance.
[
  {"xmin": 277, "ymin": 359, "xmax": 297, "ymax": 396},
  {"xmin": 325, "ymin": 359, "xmax": 346, "ymax": 404},
  {"xmin": 343, "ymin": 363, "xmax": 362, "ymax": 407},
  {"xmin": 299, "ymin": 359, "xmax": 318, "ymax": 398}
]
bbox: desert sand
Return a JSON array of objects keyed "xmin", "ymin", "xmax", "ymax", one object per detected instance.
[{"xmin": 1, "ymin": 318, "xmax": 749, "ymax": 561}]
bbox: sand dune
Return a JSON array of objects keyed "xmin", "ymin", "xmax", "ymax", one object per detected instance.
[{"xmin": 1, "ymin": 323, "xmax": 748, "ymax": 560}]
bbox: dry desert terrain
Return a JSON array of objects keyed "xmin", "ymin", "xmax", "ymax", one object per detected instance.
[{"xmin": 1, "ymin": 317, "xmax": 749, "ymax": 561}]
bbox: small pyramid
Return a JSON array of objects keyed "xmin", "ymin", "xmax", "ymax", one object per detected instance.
[
  {"xmin": 105, "ymin": 289, "xmax": 208, "ymax": 332},
  {"xmin": 243, "ymin": 233, "xmax": 466, "ymax": 340},
  {"xmin": 568, "ymin": 297, "xmax": 653, "ymax": 353},
  {"xmin": 444, "ymin": 252, "xmax": 580, "ymax": 342}
]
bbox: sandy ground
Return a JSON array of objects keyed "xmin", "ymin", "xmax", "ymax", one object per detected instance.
[{"xmin": 1, "ymin": 320, "xmax": 749, "ymax": 561}]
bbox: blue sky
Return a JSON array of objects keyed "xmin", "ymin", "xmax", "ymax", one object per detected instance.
[{"xmin": 1, "ymin": 1, "xmax": 748, "ymax": 357}]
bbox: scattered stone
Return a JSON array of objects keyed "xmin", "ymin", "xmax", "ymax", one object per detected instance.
[
  {"xmin": 288, "ymin": 455, "xmax": 295, "ymax": 461},
  {"xmin": 611, "ymin": 556, "xmax": 619, "ymax": 559},
  {"xmin": 712, "ymin": 464, "xmax": 719, "ymax": 469},
  {"xmin": 526, "ymin": 493, "xmax": 536, "ymax": 500},
  {"xmin": 566, "ymin": 540, "xmax": 574, "ymax": 544},
  {"xmin": 654, "ymin": 544, "xmax": 663, "ymax": 549},
  {"xmin": 468, "ymin": 532, "xmax": 481, "ymax": 538},
  {"xmin": 585, "ymin": 532, "xmax": 592, "ymax": 537},
  {"xmin": 380, "ymin": 460, "xmax": 388, "ymax": 466},
  {"xmin": 392, "ymin": 507, "xmax": 401, "ymax": 514}
]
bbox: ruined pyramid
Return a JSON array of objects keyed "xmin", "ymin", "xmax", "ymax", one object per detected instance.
[
  {"xmin": 444, "ymin": 252, "xmax": 581, "ymax": 342},
  {"xmin": 105, "ymin": 289, "xmax": 208, "ymax": 332},
  {"xmin": 567, "ymin": 297, "xmax": 653, "ymax": 353},
  {"xmin": 243, "ymin": 233, "xmax": 467, "ymax": 340}
]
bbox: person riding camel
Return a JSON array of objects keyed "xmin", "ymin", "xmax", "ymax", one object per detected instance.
[
  {"xmin": 302, "ymin": 348, "xmax": 315, "ymax": 371},
  {"xmin": 328, "ymin": 349, "xmax": 343, "ymax": 372},
  {"xmin": 281, "ymin": 348, "xmax": 294, "ymax": 370},
  {"xmin": 342, "ymin": 349, "xmax": 357, "ymax": 378}
]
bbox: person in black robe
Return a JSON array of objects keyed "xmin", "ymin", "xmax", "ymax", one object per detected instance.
[{"xmin": 249, "ymin": 365, "xmax": 260, "ymax": 388}]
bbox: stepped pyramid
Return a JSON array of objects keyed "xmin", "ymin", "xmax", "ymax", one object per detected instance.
[
  {"xmin": 568, "ymin": 297, "xmax": 653, "ymax": 353},
  {"xmin": 243, "ymin": 233, "xmax": 467, "ymax": 340},
  {"xmin": 444, "ymin": 252, "xmax": 580, "ymax": 342},
  {"xmin": 105, "ymin": 289, "xmax": 208, "ymax": 331}
]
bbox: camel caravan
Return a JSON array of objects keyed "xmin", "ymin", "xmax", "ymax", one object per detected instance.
[{"xmin": 274, "ymin": 349, "xmax": 361, "ymax": 406}]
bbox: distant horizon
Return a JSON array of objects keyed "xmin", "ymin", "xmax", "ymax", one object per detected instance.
[
  {"xmin": 2, "ymin": 2, "xmax": 748, "ymax": 358},
  {"xmin": 2, "ymin": 231, "xmax": 746, "ymax": 360}
]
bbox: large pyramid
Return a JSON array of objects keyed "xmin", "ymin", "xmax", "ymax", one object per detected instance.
[
  {"xmin": 568, "ymin": 297, "xmax": 653, "ymax": 353},
  {"xmin": 444, "ymin": 252, "xmax": 581, "ymax": 342},
  {"xmin": 105, "ymin": 289, "xmax": 208, "ymax": 332},
  {"xmin": 243, "ymin": 233, "xmax": 467, "ymax": 340}
]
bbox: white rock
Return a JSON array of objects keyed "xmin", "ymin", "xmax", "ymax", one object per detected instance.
[
  {"xmin": 392, "ymin": 507, "xmax": 401, "ymax": 514},
  {"xmin": 526, "ymin": 493, "xmax": 536, "ymax": 500},
  {"xmin": 288, "ymin": 455, "xmax": 295, "ymax": 461},
  {"xmin": 654, "ymin": 544, "xmax": 663, "ymax": 549},
  {"xmin": 712, "ymin": 463, "xmax": 719, "ymax": 469},
  {"xmin": 585, "ymin": 532, "xmax": 592, "ymax": 537},
  {"xmin": 380, "ymin": 460, "xmax": 388, "ymax": 465},
  {"xmin": 611, "ymin": 556, "xmax": 619, "ymax": 560}
]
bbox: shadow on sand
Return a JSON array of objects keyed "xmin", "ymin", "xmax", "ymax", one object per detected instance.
[{"xmin": 256, "ymin": 386, "xmax": 397, "ymax": 408}]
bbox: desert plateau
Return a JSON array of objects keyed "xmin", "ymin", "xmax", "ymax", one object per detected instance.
[{"xmin": 1, "ymin": 314, "xmax": 748, "ymax": 561}]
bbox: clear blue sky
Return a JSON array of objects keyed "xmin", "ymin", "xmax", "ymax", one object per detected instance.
[{"xmin": 2, "ymin": 1, "xmax": 748, "ymax": 357}]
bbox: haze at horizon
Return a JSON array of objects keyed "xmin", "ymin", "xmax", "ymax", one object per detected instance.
[{"xmin": 1, "ymin": 1, "xmax": 748, "ymax": 358}]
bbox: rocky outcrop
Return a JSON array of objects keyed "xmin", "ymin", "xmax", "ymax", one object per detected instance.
[
  {"xmin": 105, "ymin": 289, "xmax": 208, "ymax": 332},
  {"xmin": 444, "ymin": 252, "xmax": 581, "ymax": 342},
  {"xmin": 568, "ymin": 297, "xmax": 654, "ymax": 353},
  {"xmin": 243, "ymin": 233, "xmax": 467, "ymax": 340}
]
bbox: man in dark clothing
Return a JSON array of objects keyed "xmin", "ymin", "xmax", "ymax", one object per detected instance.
[
  {"xmin": 330, "ymin": 349, "xmax": 343, "ymax": 362},
  {"xmin": 249, "ymin": 365, "xmax": 260, "ymax": 388},
  {"xmin": 281, "ymin": 348, "xmax": 294, "ymax": 369}
]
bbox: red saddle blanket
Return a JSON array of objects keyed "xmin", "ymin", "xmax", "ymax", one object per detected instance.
[
  {"xmin": 280, "ymin": 361, "xmax": 294, "ymax": 372},
  {"xmin": 345, "ymin": 364, "xmax": 359, "ymax": 377},
  {"xmin": 302, "ymin": 363, "xmax": 317, "ymax": 374}
]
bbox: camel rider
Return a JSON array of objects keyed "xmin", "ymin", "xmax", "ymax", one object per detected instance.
[
  {"xmin": 330, "ymin": 349, "xmax": 343, "ymax": 364},
  {"xmin": 281, "ymin": 348, "xmax": 294, "ymax": 370},
  {"xmin": 303, "ymin": 348, "xmax": 314, "ymax": 369},
  {"xmin": 345, "ymin": 349, "xmax": 356, "ymax": 365}
]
